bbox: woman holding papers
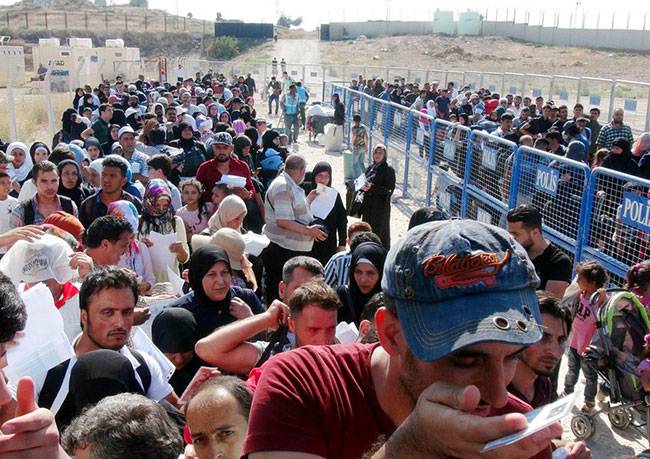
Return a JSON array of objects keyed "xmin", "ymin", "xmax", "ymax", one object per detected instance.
[
  {"xmin": 302, "ymin": 161, "xmax": 347, "ymax": 266},
  {"xmin": 360, "ymin": 144, "xmax": 396, "ymax": 249},
  {"xmin": 138, "ymin": 179, "xmax": 189, "ymax": 283}
]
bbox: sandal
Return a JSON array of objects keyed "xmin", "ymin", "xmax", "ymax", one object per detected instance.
[{"xmin": 581, "ymin": 401, "xmax": 595, "ymax": 414}]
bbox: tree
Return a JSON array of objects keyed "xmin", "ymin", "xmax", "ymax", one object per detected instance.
[
  {"xmin": 129, "ymin": 0, "xmax": 148, "ymax": 7},
  {"xmin": 277, "ymin": 15, "xmax": 303, "ymax": 28},
  {"xmin": 207, "ymin": 36, "xmax": 240, "ymax": 60}
]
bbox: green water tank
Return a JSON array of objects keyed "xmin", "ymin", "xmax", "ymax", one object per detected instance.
[
  {"xmin": 458, "ymin": 11, "xmax": 482, "ymax": 36},
  {"xmin": 343, "ymin": 149, "xmax": 354, "ymax": 182},
  {"xmin": 433, "ymin": 10, "xmax": 456, "ymax": 35}
]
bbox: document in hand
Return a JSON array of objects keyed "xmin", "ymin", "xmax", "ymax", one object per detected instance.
[
  {"xmin": 130, "ymin": 326, "xmax": 175, "ymax": 381},
  {"xmin": 148, "ymin": 231, "xmax": 178, "ymax": 273},
  {"xmin": 310, "ymin": 186, "xmax": 338, "ymax": 220},
  {"xmin": 5, "ymin": 283, "xmax": 74, "ymax": 386},
  {"xmin": 354, "ymin": 173, "xmax": 367, "ymax": 192},
  {"xmin": 218, "ymin": 174, "xmax": 247, "ymax": 188}
]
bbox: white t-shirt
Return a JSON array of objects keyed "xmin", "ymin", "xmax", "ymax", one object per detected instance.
[
  {"xmin": 35, "ymin": 340, "xmax": 173, "ymax": 414},
  {"xmin": 0, "ymin": 196, "xmax": 19, "ymax": 252}
]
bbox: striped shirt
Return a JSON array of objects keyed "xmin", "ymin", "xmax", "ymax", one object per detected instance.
[
  {"xmin": 324, "ymin": 251, "xmax": 352, "ymax": 288},
  {"xmin": 595, "ymin": 123, "xmax": 634, "ymax": 148},
  {"xmin": 263, "ymin": 172, "xmax": 314, "ymax": 252}
]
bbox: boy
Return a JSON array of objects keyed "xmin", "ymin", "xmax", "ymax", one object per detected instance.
[
  {"xmin": 351, "ymin": 114, "xmax": 368, "ymax": 179},
  {"xmin": 0, "ymin": 169, "xmax": 20, "ymax": 255},
  {"xmin": 146, "ymin": 154, "xmax": 182, "ymax": 211},
  {"xmin": 562, "ymin": 260, "xmax": 609, "ymax": 413}
]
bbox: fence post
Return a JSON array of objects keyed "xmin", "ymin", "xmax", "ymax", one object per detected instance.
[
  {"xmin": 425, "ymin": 120, "xmax": 437, "ymax": 206},
  {"xmin": 125, "ymin": 13, "xmax": 128, "ymax": 32},
  {"xmin": 521, "ymin": 75, "xmax": 527, "ymax": 98},
  {"xmin": 64, "ymin": 12, "xmax": 67, "ymax": 29},
  {"xmin": 85, "ymin": 12, "xmax": 88, "ymax": 30},
  {"xmin": 479, "ymin": 72, "xmax": 484, "ymax": 89},
  {"xmin": 24, "ymin": 12, "xmax": 28, "ymax": 29},
  {"xmin": 549, "ymin": 76, "xmax": 555, "ymax": 101},
  {"xmin": 507, "ymin": 147, "xmax": 522, "ymax": 209},
  {"xmin": 576, "ymin": 78, "xmax": 583, "ymax": 104},
  {"xmin": 6, "ymin": 13, "xmax": 9, "ymax": 28},
  {"xmin": 608, "ymin": 80, "xmax": 616, "ymax": 122},
  {"xmin": 461, "ymin": 72, "xmax": 467, "ymax": 87},
  {"xmin": 144, "ymin": 14, "xmax": 148, "ymax": 32},
  {"xmin": 402, "ymin": 110, "xmax": 413, "ymax": 196},
  {"xmin": 459, "ymin": 132, "xmax": 474, "ymax": 218},
  {"xmin": 645, "ymin": 87, "xmax": 650, "ymax": 132},
  {"xmin": 6, "ymin": 78, "xmax": 17, "ymax": 141},
  {"xmin": 105, "ymin": 12, "xmax": 108, "ymax": 31},
  {"xmin": 164, "ymin": 13, "xmax": 167, "ymax": 32},
  {"xmin": 44, "ymin": 74, "xmax": 55, "ymax": 139},
  {"xmin": 44, "ymin": 11, "xmax": 48, "ymax": 29},
  {"xmin": 501, "ymin": 73, "xmax": 506, "ymax": 95}
]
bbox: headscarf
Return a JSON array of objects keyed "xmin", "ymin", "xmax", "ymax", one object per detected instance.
[
  {"xmin": 207, "ymin": 195, "xmax": 247, "ymax": 233},
  {"xmin": 219, "ymin": 111, "xmax": 231, "ymax": 125},
  {"xmin": 88, "ymin": 158, "xmax": 104, "ymax": 187},
  {"xmin": 232, "ymin": 119, "xmax": 247, "ymax": 135},
  {"xmin": 602, "ymin": 137, "xmax": 639, "ymax": 176},
  {"xmin": 67, "ymin": 144, "xmax": 88, "ymax": 166},
  {"xmin": 262, "ymin": 130, "xmax": 280, "ymax": 151},
  {"xmin": 61, "ymin": 108, "xmax": 77, "ymax": 134},
  {"xmin": 152, "ymin": 308, "xmax": 198, "ymax": 354},
  {"xmin": 311, "ymin": 161, "xmax": 333, "ymax": 186},
  {"xmin": 348, "ymin": 241, "xmax": 387, "ymax": 322},
  {"xmin": 29, "ymin": 142, "xmax": 50, "ymax": 163},
  {"xmin": 140, "ymin": 179, "xmax": 175, "ymax": 236},
  {"xmin": 108, "ymin": 200, "xmax": 140, "ymax": 256},
  {"xmin": 244, "ymin": 127, "xmax": 258, "ymax": 148},
  {"xmin": 6, "ymin": 142, "xmax": 32, "ymax": 183},
  {"xmin": 83, "ymin": 137, "xmax": 102, "ymax": 153},
  {"xmin": 565, "ymin": 140, "xmax": 587, "ymax": 164},
  {"xmin": 57, "ymin": 159, "xmax": 88, "ymax": 206},
  {"xmin": 365, "ymin": 143, "xmax": 389, "ymax": 185},
  {"xmin": 188, "ymin": 246, "xmax": 231, "ymax": 307},
  {"xmin": 67, "ymin": 350, "xmax": 144, "ymax": 426},
  {"xmin": 43, "ymin": 211, "xmax": 85, "ymax": 239}
]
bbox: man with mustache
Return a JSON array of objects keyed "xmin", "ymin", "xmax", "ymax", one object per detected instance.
[
  {"xmin": 34, "ymin": 267, "xmax": 179, "ymax": 427},
  {"xmin": 508, "ymin": 293, "xmax": 572, "ymax": 409}
]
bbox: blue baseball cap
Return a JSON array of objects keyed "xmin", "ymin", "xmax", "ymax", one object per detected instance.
[{"xmin": 382, "ymin": 219, "xmax": 541, "ymax": 362}]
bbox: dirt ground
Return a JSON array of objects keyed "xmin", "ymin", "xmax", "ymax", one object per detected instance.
[{"xmin": 319, "ymin": 33, "xmax": 650, "ymax": 83}]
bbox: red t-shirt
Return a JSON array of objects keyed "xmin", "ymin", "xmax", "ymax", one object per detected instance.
[
  {"xmin": 243, "ymin": 343, "xmax": 552, "ymax": 459},
  {"xmin": 195, "ymin": 157, "xmax": 256, "ymax": 200}
]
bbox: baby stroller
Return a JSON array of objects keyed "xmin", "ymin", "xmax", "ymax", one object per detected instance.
[{"xmin": 570, "ymin": 289, "xmax": 650, "ymax": 445}]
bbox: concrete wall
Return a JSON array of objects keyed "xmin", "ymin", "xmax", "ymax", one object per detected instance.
[
  {"xmin": 481, "ymin": 21, "xmax": 650, "ymax": 51},
  {"xmin": 327, "ymin": 21, "xmax": 433, "ymax": 40},
  {"xmin": 326, "ymin": 19, "xmax": 650, "ymax": 52}
]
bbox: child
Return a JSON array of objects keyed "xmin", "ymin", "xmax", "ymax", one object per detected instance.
[
  {"xmin": 638, "ymin": 334, "xmax": 650, "ymax": 392},
  {"xmin": 147, "ymin": 154, "xmax": 182, "ymax": 211},
  {"xmin": 592, "ymin": 148, "xmax": 609, "ymax": 170},
  {"xmin": 626, "ymin": 260, "xmax": 650, "ymax": 311},
  {"xmin": 211, "ymin": 182, "xmax": 235, "ymax": 209},
  {"xmin": 0, "ymin": 170, "xmax": 19, "ymax": 255},
  {"xmin": 176, "ymin": 179, "xmax": 214, "ymax": 242},
  {"xmin": 351, "ymin": 114, "xmax": 368, "ymax": 179},
  {"xmin": 562, "ymin": 261, "xmax": 609, "ymax": 413}
]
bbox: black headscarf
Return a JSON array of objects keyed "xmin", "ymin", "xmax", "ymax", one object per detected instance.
[
  {"xmin": 602, "ymin": 137, "xmax": 639, "ymax": 176},
  {"xmin": 233, "ymin": 134, "xmax": 255, "ymax": 172},
  {"xmin": 302, "ymin": 161, "xmax": 332, "ymax": 193},
  {"xmin": 67, "ymin": 350, "xmax": 144, "ymax": 426},
  {"xmin": 244, "ymin": 127, "xmax": 259, "ymax": 149},
  {"xmin": 61, "ymin": 108, "xmax": 78, "ymax": 135},
  {"xmin": 188, "ymin": 246, "xmax": 232, "ymax": 307},
  {"xmin": 152, "ymin": 308, "xmax": 198, "ymax": 354},
  {"xmin": 57, "ymin": 159, "xmax": 91, "ymax": 207},
  {"xmin": 110, "ymin": 108, "xmax": 127, "ymax": 127},
  {"xmin": 408, "ymin": 206, "xmax": 449, "ymax": 230},
  {"xmin": 262, "ymin": 130, "xmax": 280, "ymax": 151},
  {"xmin": 348, "ymin": 241, "xmax": 387, "ymax": 322},
  {"xmin": 29, "ymin": 142, "xmax": 50, "ymax": 164}
]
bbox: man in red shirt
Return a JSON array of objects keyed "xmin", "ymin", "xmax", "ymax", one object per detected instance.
[
  {"xmin": 195, "ymin": 132, "xmax": 263, "ymax": 218},
  {"xmin": 243, "ymin": 220, "xmax": 590, "ymax": 459}
]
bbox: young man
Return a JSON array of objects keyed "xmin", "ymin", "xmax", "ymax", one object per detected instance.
[
  {"xmin": 324, "ymin": 226, "xmax": 377, "ymax": 288},
  {"xmin": 81, "ymin": 103, "xmax": 113, "ymax": 149},
  {"xmin": 280, "ymin": 84, "xmax": 300, "ymax": 144},
  {"xmin": 295, "ymin": 82, "xmax": 310, "ymax": 129},
  {"xmin": 508, "ymin": 293, "xmax": 572, "ymax": 408},
  {"xmin": 79, "ymin": 156, "xmax": 142, "ymax": 228},
  {"xmin": 35, "ymin": 268, "xmax": 178, "ymax": 425},
  {"xmin": 506, "ymin": 205, "xmax": 572, "ymax": 299},
  {"xmin": 243, "ymin": 220, "xmax": 590, "ymax": 459},
  {"xmin": 350, "ymin": 115, "xmax": 369, "ymax": 180},
  {"xmin": 520, "ymin": 104, "xmax": 555, "ymax": 138},
  {"xmin": 595, "ymin": 108, "xmax": 634, "ymax": 150},
  {"xmin": 267, "ymin": 77, "xmax": 281, "ymax": 115},
  {"xmin": 196, "ymin": 279, "xmax": 338, "ymax": 375},
  {"xmin": 10, "ymin": 161, "xmax": 78, "ymax": 228},
  {"xmin": 117, "ymin": 126, "xmax": 149, "ymax": 185},
  {"xmin": 0, "ymin": 170, "xmax": 19, "ymax": 254},
  {"xmin": 83, "ymin": 215, "xmax": 133, "ymax": 267}
]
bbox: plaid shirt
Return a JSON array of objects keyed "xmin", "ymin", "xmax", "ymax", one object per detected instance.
[
  {"xmin": 263, "ymin": 172, "xmax": 314, "ymax": 252},
  {"xmin": 595, "ymin": 122, "xmax": 634, "ymax": 148}
]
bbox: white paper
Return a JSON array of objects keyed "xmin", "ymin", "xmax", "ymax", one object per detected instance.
[
  {"xmin": 148, "ymin": 231, "xmax": 177, "ymax": 274},
  {"xmin": 139, "ymin": 296, "xmax": 181, "ymax": 338},
  {"xmin": 5, "ymin": 284, "xmax": 74, "ymax": 386},
  {"xmin": 310, "ymin": 186, "xmax": 338, "ymax": 220},
  {"xmin": 336, "ymin": 322, "xmax": 359, "ymax": 344},
  {"xmin": 217, "ymin": 174, "xmax": 247, "ymax": 188},
  {"xmin": 166, "ymin": 265, "xmax": 185, "ymax": 296},
  {"xmin": 482, "ymin": 392, "xmax": 577, "ymax": 452},
  {"xmin": 354, "ymin": 173, "xmax": 367, "ymax": 192},
  {"xmin": 242, "ymin": 231, "xmax": 270, "ymax": 257},
  {"xmin": 130, "ymin": 326, "xmax": 175, "ymax": 381}
]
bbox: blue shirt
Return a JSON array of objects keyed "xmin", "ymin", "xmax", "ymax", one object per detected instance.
[{"xmin": 296, "ymin": 86, "xmax": 309, "ymax": 103}]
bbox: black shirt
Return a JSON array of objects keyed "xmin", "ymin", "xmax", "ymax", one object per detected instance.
[
  {"xmin": 526, "ymin": 117, "xmax": 554, "ymax": 136},
  {"xmin": 532, "ymin": 243, "xmax": 572, "ymax": 291}
]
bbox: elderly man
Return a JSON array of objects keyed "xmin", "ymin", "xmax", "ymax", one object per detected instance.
[{"xmin": 261, "ymin": 154, "xmax": 326, "ymax": 303}]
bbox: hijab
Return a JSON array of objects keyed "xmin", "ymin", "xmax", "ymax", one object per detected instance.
[
  {"xmin": 140, "ymin": 179, "xmax": 176, "ymax": 236},
  {"xmin": 208, "ymin": 195, "xmax": 247, "ymax": 233},
  {"xmin": 6, "ymin": 142, "xmax": 33, "ymax": 183},
  {"xmin": 602, "ymin": 137, "xmax": 639, "ymax": 176},
  {"xmin": 66, "ymin": 350, "xmax": 144, "ymax": 428},
  {"xmin": 61, "ymin": 108, "xmax": 77, "ymax": 134},
  {"xmin": 57, "ymin": 159, "xmax": 89, "ymax": 206},
  {"xmin": 188, "ymin": 246, "xmax": 231, "ymax": 307},
  {"xmin": 232, "ymin": 119, "xmax": 247, "ymax": 135},
  {"xmin": 152, "ymin": 308, "xmax": 198, "ymax": 354},
  {"xmin": 244, "ymin": 127, "xmax": 259, "ymax": 148},
  {"xmin": 365, "ymin": 144, "xmax": 388, "ymax": 184},
  {"xmin": 262, "ymin": 130, "xmax": 280, "ymax": 151},
  {"xmin": 565, "ymin": 141, "xmax": 587, "ymax": 164},
  {"xmin": 303, "ymin": 161, "xmax": 332, "ymax": 193},
  {"xmin": 29, "ymin": 142, "xmax": 50, "ymax": 163},
  {"xmin": 348, "ymin": 241, "xmax": 387, "ymax": 322},
  {"xmin": 68, "ymin": 144, "xmax": 88, "ymax": 166},
  {"xmin": 108, "ymin": 200, "xmax": 140, "ymax": 233}
]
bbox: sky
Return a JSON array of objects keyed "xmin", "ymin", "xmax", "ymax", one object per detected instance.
[{"xmin": 1, "ymin": 0, "xmax": 649, "ymax": 30}]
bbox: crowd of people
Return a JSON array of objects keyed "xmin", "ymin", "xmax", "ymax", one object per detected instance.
[{"xmin": 1, "ymin": 66, "xmax": 650, "ymax": 458}]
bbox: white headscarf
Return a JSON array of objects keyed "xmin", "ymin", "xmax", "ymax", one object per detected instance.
[{"xmin": 6, "ymin": 142, "xmax": 33, "ymax": 183}]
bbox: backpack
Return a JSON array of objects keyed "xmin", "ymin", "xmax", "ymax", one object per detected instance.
[
  {"xmin": 38, "ymin": 348, "xmax": 152, "ymax": 410},
  {"xmin": 180, "ymin": 145, "xmax": 206, "ymax": 177},
  {"xmin": 23, "ymin": 196, "xmax": 75, "ymax": 226},
  {"xmin": 254, "ymin": 325, "xmax": 290, "ymax": 368}
]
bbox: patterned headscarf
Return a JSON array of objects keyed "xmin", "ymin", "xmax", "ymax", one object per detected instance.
[
  {"xmin": 108, "ymin": 200, "xmax": 140, "ymax": 233},
  {"xmin": 140, "ymin": 179, "xmax": 175, "ymax": 237}
]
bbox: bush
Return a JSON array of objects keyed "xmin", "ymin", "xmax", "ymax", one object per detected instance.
[{"xmin": 207, "ymin": 36, "xmax": 240, "ymax": 60}]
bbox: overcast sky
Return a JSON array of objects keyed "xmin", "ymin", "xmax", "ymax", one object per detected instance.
[{"xmin": 2, "ymin": 0, "xmax": 649, "ymax": 30}]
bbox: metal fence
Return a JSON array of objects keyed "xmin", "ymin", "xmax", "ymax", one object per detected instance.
[{"xmin": 330, "ymin": 82, "xmax": 650, "ymax": 285}]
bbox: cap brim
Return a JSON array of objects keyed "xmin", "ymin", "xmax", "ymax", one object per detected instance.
[{"xmin": 397, "ymin": 287, "xmax": 541, "ymax": 362}]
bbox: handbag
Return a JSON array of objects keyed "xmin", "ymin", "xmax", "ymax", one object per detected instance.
[{"xmin": 348, "ymin": 190, "xmax": 365, "ymax": 217}]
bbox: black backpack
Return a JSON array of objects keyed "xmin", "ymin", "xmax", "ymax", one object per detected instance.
[{"xmin": 23, "ymin": 196, "xmax": 75, "ymax": 225}]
